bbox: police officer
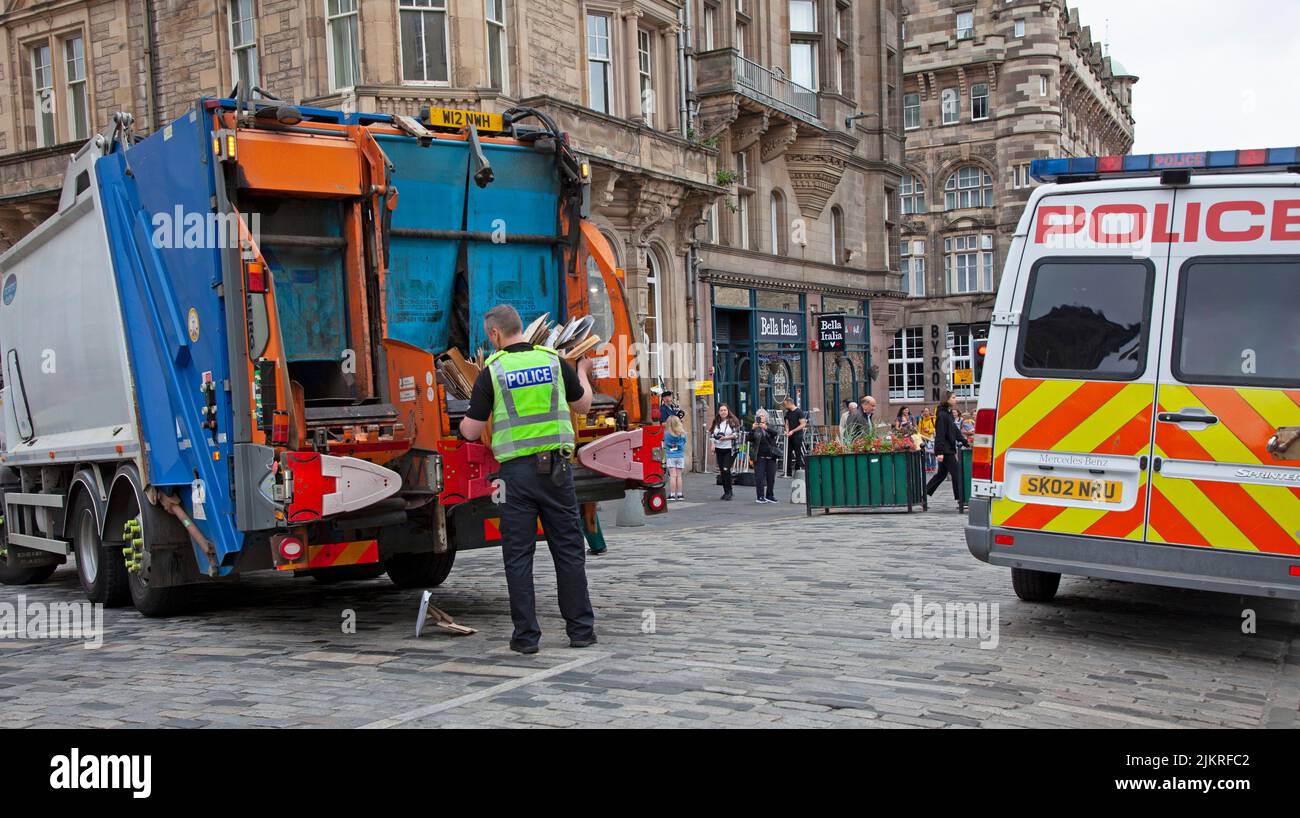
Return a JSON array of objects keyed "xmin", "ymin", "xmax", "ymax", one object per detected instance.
[{"xmin": 458, "ymin": 305, "xmax": 597, "ymax": 655}]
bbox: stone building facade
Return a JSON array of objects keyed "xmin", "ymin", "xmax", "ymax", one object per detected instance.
[
  {"xmin": 888, "ymin": 0, "xmax": 1136, "ymax": 415},
  {"xmin": 0, "ymin": 0, "xmax": 906, "ymax": 466}
]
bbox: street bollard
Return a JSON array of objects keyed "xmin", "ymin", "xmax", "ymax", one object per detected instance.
[{"xmin": 616, "ymin": 489, "xmax": 646, "ymax": 527}]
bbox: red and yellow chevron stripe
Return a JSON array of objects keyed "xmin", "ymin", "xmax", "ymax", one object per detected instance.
[
  {"xmin": 483, "ymin": 518, "xmax": 546, "ymax": 543},
  {"xmin": 991, "ymin": 378, "xmax": 1155, "ymax": 540},
  {"xmin": 1149, "ymin": 385, "xmax": 1300, "ymax": 556},
  {"xmin": 306, "ymin": 539, "xmax": 379, "ymax": 569}
]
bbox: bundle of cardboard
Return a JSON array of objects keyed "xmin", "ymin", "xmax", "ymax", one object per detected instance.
[
  {"xmin": 435, "ymin": 313, "xmax": 601, "ymax": 401},
  {"xmin": 524, "ymin": 312, "xmax": 602, "ymax": 360}
]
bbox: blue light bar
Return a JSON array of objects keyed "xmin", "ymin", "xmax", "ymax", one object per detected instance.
[{"xmin": 1030, "ymin": 147, "xmax": 1300, "ymax": 183}]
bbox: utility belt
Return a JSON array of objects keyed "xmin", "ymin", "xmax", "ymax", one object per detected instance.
[{"xmin": 511, "ymin": 445, "xmax": 576, "ymax": 486}]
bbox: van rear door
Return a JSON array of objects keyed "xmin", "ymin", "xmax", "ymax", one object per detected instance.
[
  {"xmin": 990, "ymin": 185, "xmax": 1175, "ymax": 541},
  {"xmin": 1147, "ymin": 183, "xmax": 1300, "ymax": 556}
]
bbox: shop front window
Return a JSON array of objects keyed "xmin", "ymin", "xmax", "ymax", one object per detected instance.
[{"xmin": 759, "ymin": 351, "xmax": 803, "ymax": 412}]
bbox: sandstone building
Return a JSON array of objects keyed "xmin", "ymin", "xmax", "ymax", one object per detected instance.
[
  {"xmin": 889, "ymin": 0, "xmax": 1136, "ymax": 413},
  {"xmin": 0, "ymin": 0, "xmax": 907, "ymax": 464}
]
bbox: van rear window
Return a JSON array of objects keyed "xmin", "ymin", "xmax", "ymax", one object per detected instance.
[
  {"xmin": 1017, "ymin": 259, "xmax": 1154, "ymax": 380},
  {"xmin": 1174, "ymin": 257, "xmax": 1300, "ymax": 388}
]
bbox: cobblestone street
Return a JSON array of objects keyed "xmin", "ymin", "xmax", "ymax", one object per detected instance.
[{"xmin": 1, "ymin": 475, "xmax": 1297, "ymax": 729}]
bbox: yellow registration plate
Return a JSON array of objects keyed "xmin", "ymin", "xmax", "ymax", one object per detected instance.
[
  {"xmin": 427, "ymin": 107, "xmax": 505, "ymax": 133},
  {"xmin": 1020, "ymin": 475, "xmax": 1123, "ymax": 504}
]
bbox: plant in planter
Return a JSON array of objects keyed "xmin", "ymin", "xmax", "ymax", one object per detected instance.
[{"xmin": 807, "ymin": 427, "xmax": 926, "ymax": 513}]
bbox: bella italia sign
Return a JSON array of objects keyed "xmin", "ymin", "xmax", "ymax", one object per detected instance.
[
  {"xmin": 756, "ymin": 311, "xmax": 806, "ymax": 343},
  {"xmin": 816, "ymin": 313, "xmax": 847, "ymax": 351}
]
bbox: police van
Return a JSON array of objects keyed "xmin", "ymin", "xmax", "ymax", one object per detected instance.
[{"xmin": 965, "ymin": 149, "xmax": 1300, "ymax": 602}]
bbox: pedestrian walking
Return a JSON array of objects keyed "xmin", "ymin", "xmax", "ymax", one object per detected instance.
[
  {"xmin": 782, "ymin": 396, "xmax": 807, "ymax": 476},
  {"xmin": 749, "ymin": 409, "xmax": 780, "ymax": 503},
  {"xmin": 845, "ymin": 395, "xmax": 874, "ymax": 437},
  {"xmin": 664, "ymin": 414, "xmax": 687, "ymax": 501},
  {"xmin": 709, "ymin": 404, "xmax": 741, "ymax": 501},
  {"xmin": 861, "ymin": 395, "xmax": 877, "ymax": 425},
  {"xmin": 458, "ymin": 304, "xmax": 598, "ymax": 655},
  {"xmin": 838, "ymin": 400, "xmax": 855, "ymax": 439},
  {"xmin": 925, "ymin": 391, "xmax": 968, "ymax": 512}
]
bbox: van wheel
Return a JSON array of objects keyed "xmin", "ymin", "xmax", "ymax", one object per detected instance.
[
  {"xmin": 384, "ymin": 549, "xmax": 456, "ymax": 589},
  {"xmin": 71, "ymin": 492, "xmax": 130, "ymax": 607},
  {"xmin": 1011, "ymin": 568, "xmax": 1061, "ymax": 602}
]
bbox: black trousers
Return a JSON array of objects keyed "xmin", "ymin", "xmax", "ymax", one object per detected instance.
[
  {"xmin": 926, "ymin": 450, "xmax": 964, "ymax": 501},
  {"xmin": 716, "ymin": 448, "xmax": 736, "ymax": 494},
  {"xmin": 497, "ymin": 455, "xmax": 595, "ymax": 648},
  {"xmin": 754, "ymin": 455, "xmax": 777, "ymax": 500},
  {"xmin": 786, "ymin": 432, "xmax": 805, "ymax": 476}
]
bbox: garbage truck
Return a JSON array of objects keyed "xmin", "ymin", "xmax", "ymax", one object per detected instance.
[{"xmin": 0, "ymin": 96, "xmax": 664, "ymax": 615}]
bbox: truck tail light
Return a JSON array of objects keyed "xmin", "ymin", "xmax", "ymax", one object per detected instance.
[
  {"xmin": 246, "ymin": 260, "xmax": 267, "ymax": 293},
  {"xmin": 279, "ymin": 537, "xmax": 305, "ymax": 561},
  {"xmin": 972, "ymin": 408, "xmax": 996, "ymax": 481}
]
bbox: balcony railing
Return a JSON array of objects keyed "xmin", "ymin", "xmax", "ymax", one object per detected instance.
[{"xmin": 733, "ymin": 55, "xmax": 819, "ymax": 120}]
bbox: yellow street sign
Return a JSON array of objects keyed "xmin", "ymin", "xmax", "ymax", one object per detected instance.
[
  {"xmin": 427, "ymin": 107, "xmax": 505, "ymax": 133},
  {"xmin": 953, "ymin": 368, "xmax": 973, "ymax": 385},
  {"xmin": 694, "ymin": 380, "xmax": 715, "ymax": 396}
]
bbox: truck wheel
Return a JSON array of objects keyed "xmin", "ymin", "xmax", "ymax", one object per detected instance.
[
  {"xmin": 127, "ymin": 541, "xmax": 184, "ymax": 617},
  {"xmin": 0, "ymin": 558, "xmax": 56, "ymax": 585},
  {"xmin": 384, "ymin": 548, "xmax": 456, "ymax": 589},
  {"xmin": 1011, "ymin": 568, "xmax": 1061, "ymax": 602},
  {"xmin": 71, "ymin": 492, "xmax": 130, "ymax": 607}
]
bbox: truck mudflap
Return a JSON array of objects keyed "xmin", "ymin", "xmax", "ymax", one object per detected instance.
[
  {"xmin": 965, "ymin": 498, "xmax": 1300, "ymax": 600},
  {"xmin": 437, "ymin": 427, "xmax": 664, "ymax": 507},
  {"xmin": 577, "ymin": 426, "xmax": 665, "ymax": 486},
  {"xmin": 282, "ymin": 452, "xmax": 403, "ymax": 524}
]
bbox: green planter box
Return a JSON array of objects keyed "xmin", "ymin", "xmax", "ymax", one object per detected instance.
[
  {"xmin": 806, "ymin": 450, "xmax": 927, "ymax": 514},
  {"xmin": 961, "ymin": 449, "xmax": 972, "ymax": 504}
]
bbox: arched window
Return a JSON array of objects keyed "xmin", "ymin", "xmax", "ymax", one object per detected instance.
[
  {"xmin": 830, "ymin": 206, "xmax": 846, "ymax": 265},
  {"xmin": 645, "ymin": 251, "xmax": 665, "ymax": 380},
  {"xmin": 769, "ymin": 190, "xmax": 787, "ymax": 255},
  {"xmin": 900, "ymin": 174, "xmax": 926, "ymax": 215},
  {"xmin": 944, "ymin": 165, "xmax": 993, "ymax": 210}
]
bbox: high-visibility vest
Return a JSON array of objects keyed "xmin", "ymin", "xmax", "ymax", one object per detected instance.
[{"xmin": 486, "ymin": 345, "xmax": 575, "ymax": 462}]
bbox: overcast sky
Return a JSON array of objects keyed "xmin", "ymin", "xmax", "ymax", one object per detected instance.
[{"xmin": 1068, "ymin": 0, "xmax": 1300, "ymax": 153}]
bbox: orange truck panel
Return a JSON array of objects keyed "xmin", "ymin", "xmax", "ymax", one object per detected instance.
[{"xmin": 234, "ymin": 129, "xmax": 363, "ymax": 197}]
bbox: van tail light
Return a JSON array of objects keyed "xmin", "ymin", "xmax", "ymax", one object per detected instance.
[{"xmin": 972, "ymin": 408, "xmax": 996, "ymax": 481}]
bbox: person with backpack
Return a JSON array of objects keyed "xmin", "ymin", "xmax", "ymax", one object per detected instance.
[{"xmin": 664, "ymin": 415, "xmax": 687, "ymax": 501}]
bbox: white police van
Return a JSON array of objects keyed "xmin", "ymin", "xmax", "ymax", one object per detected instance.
[{"xmin": 965, "ymin": 149, "xmax": 1300, "ymax": 602}]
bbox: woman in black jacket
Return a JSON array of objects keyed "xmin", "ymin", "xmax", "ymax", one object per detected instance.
[
  {"xmin": 925, "ymin": 392, "xmax": 967, "ymax": 511},
  {"xmin": 748, "ymin": 410, "xmax": 781, "ymax": 503}
]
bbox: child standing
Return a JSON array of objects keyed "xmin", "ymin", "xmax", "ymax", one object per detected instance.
[{"xmin": 664, "ymin": 415, "xmax": 687, "ymax": 500}]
